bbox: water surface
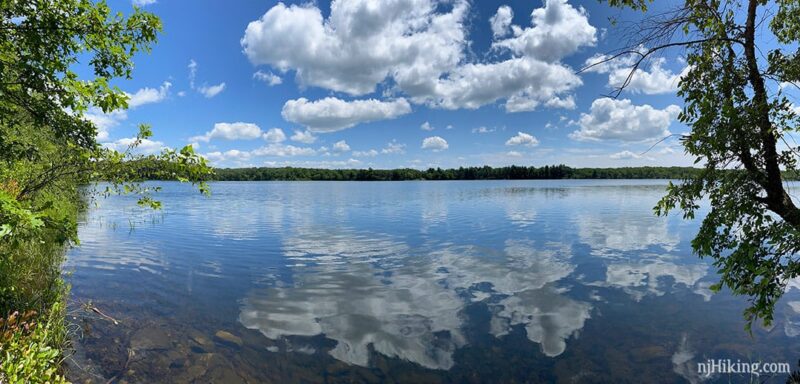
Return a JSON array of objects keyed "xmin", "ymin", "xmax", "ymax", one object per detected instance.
[{"xmin": 65, "ymin": 181, "xmax": 800, "ymax": 383}]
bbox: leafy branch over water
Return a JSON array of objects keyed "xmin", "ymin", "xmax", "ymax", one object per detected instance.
[{"xmin": 604, "ymin": 0, "xmax": 800, "ymax": 331}]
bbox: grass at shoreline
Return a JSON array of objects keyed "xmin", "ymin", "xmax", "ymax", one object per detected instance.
[
  {"xmin": 0, "ymin": 238, "xmax": 70, "ymax": 384},
  {"xmin": 0, "ymin": 191, "xmax": 81, "ymax": 383}
]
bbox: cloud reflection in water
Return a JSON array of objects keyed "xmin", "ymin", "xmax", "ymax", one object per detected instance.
[{"xmin": 239, "ymin": 230, "xmax": 590, "ymax": 368}]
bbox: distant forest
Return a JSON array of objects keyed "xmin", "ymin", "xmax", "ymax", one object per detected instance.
[{"xmin": 213, "ymin": 165, "xmax": 716, "ymax": 181}]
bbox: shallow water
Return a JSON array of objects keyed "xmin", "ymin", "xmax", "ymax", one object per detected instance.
[{"xmin": 64, "ymin": 180, "xmax": 800, "ymax": 383}]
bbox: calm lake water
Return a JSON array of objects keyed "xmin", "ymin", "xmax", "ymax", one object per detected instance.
[{"xmin": 64, "ymin": 180, "xmax": 800, "ymax": 383}]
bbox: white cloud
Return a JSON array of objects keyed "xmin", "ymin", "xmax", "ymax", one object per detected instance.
[
  {"xmin": 103, "ymin": 137, "xmax": 165, "ymax": 155},
  {"xmin": 382, "ymin": 140, "xmax": 406, "ymax": 154},
  {"xmin": 253, "ymin": 70, "xmax": 282, "ymax": 86},
  {"xmin": 282, "ymin": 97, "xmax": 412, "ymax": 132},
  {"xmin": 212, "ymin": 149, "xmax": 252, "ymax": 162},
  {"xmin": 420, "ymin": 121, "xmax": 434, "ymax": 131},
  {"xmin": 132, "ymin": 0, "xmax": 156, "ymax": 6},
  {"xmin": 610, "ymin": 150, "xmax": 642, "ymax": 160},
  {"xmin": 491, "ymin": 0, "xmax": 596, "ymax": 63},
  {"xmin": 472, "ymin": 126, "xmax": 496, "ymax": 134},
  {"xmin": 241, "ymin": 0, "xmax": 469, "ymax": 96},
  {"xmin": 422, "ymin": 136, "xmax": 448, "ymax": 151},
  {"xmin": 84, "ymin": 108, "xmax": 127, "ymax": 141},
  {"xmin": 333, "ymin": 140, "xmax": 351, "ymax": 152},
  {"xmin": 415, "ymin": 57, "xmax": 582, "ymax": 111},
  {"xmin": 507, "ymin": 151, "xmax": 523, "ymax": 157},
  {"xmin": 188, "ymin": 59, "xmax": 198, "ymax": 88},
  {"xmin": 544, "ymin": 96, "xmax": 576, "ymax": 110},
  {"xmin": 126, "ymin": 81, "xmax": 171, "ymax": 108},
  {"xmin": 505, "ymin": 132, "xmax": 539, "ymax": 147},
  {"xmin": 490, "ymin": 5, "xmax": 513, "ymax": 38},
  {"xmin": 584, "ymin": 54, "xmax": 688, "ymax": 95},
  {"xmin": 353, "ymin": 149, "xmax": 379, "ymax": 157},
  {"xmin": 507, "ymin": 94, "xmax": 577, "ymax": 113},
  {"xmin": 252, "ymin": 144, "xmax": 316, "ymax": 157},
  {"xmin": 85, "ymin": 82, "xmax": 171, "ymax": 140},
  {"xmin": 658, "ymin": 147, "xmax": 676, "ymax": 155},
  {"xmin": 263, "ymin": 128, "xmax": 287, "ymax": 143},
  {"xmin": 290, "ymin": 129, "xmax": 317, "ymax": 144},
  {"xmin": 569, "ymin": 98, "xmax": 681, "ymax": 142},
  {"xmin": 242, "ymin": 0, "xmax": 593, "ymax": 113},
  {"xmin": 191, "ymin": 122, "xmax": 263, "ymax": 143},
  {"xmin": 204, "ymin": 144, "xmax": 318, "ymax": 164},
  {"xmin": 262, "ymin": 158, "xmax": 363, "ymax": 169},
  {"xmin": 197, "ymin": 82, "xmax": 226, "ymax": 98},
  {"xmin": 188, "ymin": 59, "xmax": 226, "ymax": 97}
]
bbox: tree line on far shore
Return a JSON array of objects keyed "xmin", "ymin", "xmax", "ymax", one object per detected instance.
[{"xmin": 212, "ymin": 165, "xmax": 721, "ymax": 181}]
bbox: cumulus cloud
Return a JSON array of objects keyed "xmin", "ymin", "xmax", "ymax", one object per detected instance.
[
  {"xmin": 472, "ymin": 126, "xmax": 496, "ymax": 134},
  {"xmin": 204, "ymin": 149, "xmax": 252, "ymax": 163},
  {"xmin": 584, "ymin": 53, "xmax": 688, "ymax": 95},
  {"xmin": 417, "ymin": 57, "xmax": 582, "ymax": 112},
  {"xmin": 569, "ymin": 98, "xmax": 681, "ymax": 142},
  {"xmin": 610, "ymin": 150, "xmax": 643, "ymax": 160},
  {"xmin": 242, "ymin": 0, "xmax": 469, "ymax": 96},
  {"xmin": 382, "ymin": 140, "xmax": 406, "ymax": 154},
  {"xmin": 85, "ymin": 81, "xmax": 171, "ymax": 140},
  {"xmin": 263, "ymin": 128, "xmax": 287, "ymax": 143},
  {"xmin": 491, "ymin": 0, "xmax": 596, "ymax": 63},
  {"xmin": 505, "ymin": 132, "xmax": 539, "ymax": 147},
  {"xmin": 84, "ymin": 108, "xmax": 127, "ymax": 141},
  {"xmin": 420, "ymin": 121, "xmax": 434, "ymax": 131},
  {"xmin": 188, "ymin": 59, "xmax": 226, "ymax": 98},
  {"xmin": 422, "ymin": 136, "xmax": 448, "ymax": 151},
  {"xmin": 242, "ymin": 0, "xmax": 593, "ymax": 113},
  {"xmin": 102, "ymin": 137, "xmax": 165, "ymax": 154},
  {"xmin": 132, "ymin": 0, "xmax": 156, "ymax": 6},
  {"xmin": 191, "ymin": 122, "xmax": 263, "ymax": 143},
  {"xmin": 333, "ymin": 140, "xmax": 351, "ymax": 152},
  {"xmin": 126, "ymin": 81, "xmax": 171, "ymax": 108},
  {"xmin": 490, "ymin": 5, "xmax": 513, "ymax": 38},
  {"xmin": 290, "ymin": 129, "xmax": 317, "ymax": 144},
  {"xmin": 353, "ymin": 149, "xmax": 378, "ymax": 157},
  {"xmin": 197, "ymin": 83, "xmax": 226, "ymax": 98},
  {"xmin": 282, "ymin": 97, "xmax": 412, "ymax": 132},
  {"xmin": 253, "ymin": 70, "xmax": 282, "ymax": 86},
  {"xmin": 203, "ymin": 144, "xmax": 317, "ymax": 164},
  {"xmin": 252, "ymin": 144, "xmax": 316, "ymax": 157}
]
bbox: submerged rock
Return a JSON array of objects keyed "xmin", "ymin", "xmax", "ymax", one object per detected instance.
[
  {"xmin": 630, "ymin": 345, "xmax": 670, "ymax": 362},
  {"xmin": 189, "ymin": 333, "xmax": 214, "ymax": 352},
  {"xmin": 214, "ymin": 330, "xmax": 243, "ymax": 348},
  {"xmin": 130, "ymin": 327, "xmax": 172, "ymax": 351}
]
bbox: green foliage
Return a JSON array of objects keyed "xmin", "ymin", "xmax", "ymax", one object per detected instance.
[
  {"xmin": 0, "ymin": 302, "xmax": 68, "ymax": 384},
  {"xmin": 213, "ymin": 165, "xmax": 705, "ymax": 181},
  {"xmin": 0, "ymin": 0, "xmax": 211, "ymax": 381},
  {"xmin": 601, "ymin": 0, "xmax": 651, "ymax": 12},
  {"xmin": 605, "ymin": 0, "xmax": 800, "ymax": 329}
]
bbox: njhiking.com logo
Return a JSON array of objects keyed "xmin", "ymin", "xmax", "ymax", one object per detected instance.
[{"xmin": 697, "ymin": 359, "xmax": 791, "ymax": 378}]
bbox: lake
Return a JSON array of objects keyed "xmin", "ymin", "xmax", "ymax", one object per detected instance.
[{"xmin": 64, "ymin": 180, "xmax": 800, "ymax": 383}]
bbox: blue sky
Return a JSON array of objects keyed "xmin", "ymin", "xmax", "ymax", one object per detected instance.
[{"xmin": 92, "ymin": 0, "xmax": 701, "ymax": 169}]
